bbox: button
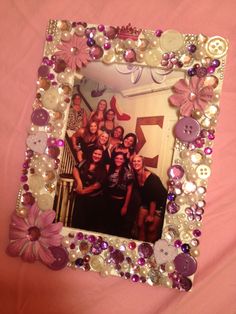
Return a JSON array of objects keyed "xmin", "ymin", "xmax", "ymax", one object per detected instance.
[
  {"xmin": 154, "ymin": 239, "xmax": 178, "ymax": 265},
  {"xmin": 42, "ymin": 88, "xmax": 61, "ymax": 111},
  {"xmin": 179, "ymin": 276, "xmax": 192, "ymax": 291},
  {"xmin": 174, "ymin": 253, "xmax": 197, "ymax": 276},
  {"xmin": 48, "ymin": 246, "xmax": 69, "ymax": 270},
  {"xmin": 31, "ymin": 108, "xmax": 49, "ymax": 126},
  {"xmin": 159, "ymin": 30, "xmax": 184, "ymax": 52},
  {"xmin": 37, "ymin": 194, "xmax": 54, "ymax": 211},
  {"xmin": 205, "ymin": 36, "xmax": 228, "ymax": 58},
  {"xmin": 174, "ymin": 117, "xmax": 200, "ymax": 143},
  {"xmin": 38, "ymin": 65, "xmax": 50, "ymax": 77},
  {"xmin": 26, "ymin": 131, "xmax": 47, "ymax": 154},
  {"xmin": 90, "ymin": 255, "xmax": 104, "ymax": 272},
  {"xmin": 196, "ymin": 164, "xmax": 211, "ymax": 179}
]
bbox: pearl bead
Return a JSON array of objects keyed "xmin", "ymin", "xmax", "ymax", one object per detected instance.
[
  {"xmin": 192, "ymin": 109, "xmax": 203, "ymax": 119},
  {"xmin": 190, "ymin": 248, "xmax": 200, "ymax": 257},
  {"xmin": 69, "ymin": 251, "xmax": 78, "ymax": 262},
  {"xmin": 124, "ymin": 39, "xmax": 135, "ymax": 49},
  {"xmin": 165, "ymin": 262, "xmax": 175, "ymax": 273},
  {"xmin": 61, "ymin": 31, "xmax": 71, "ymax": 42},
  {"xmin": 175, "ymin": 195, "xmax": 187, "ymax": 206},
  {"xmin": 16, "ymin": 207, "xmax": 28, "ymax": 218},
  {"xmin": 102, "ymin": 49, "xmax": 116, "ymax": 64},
  {"xmin": 61, "ymin": 237, "xmax": 71, "ymax": 247},
  {"xmin": 136, "ymin": 51, "xmax": 145, "ymax": 63},
  {"xmin": 74, "ymin": 25, "xmax": 85, "ymax": 36},
  {"xmin": 144, "ymin": 49, "xmax": 162, "ymax": 67}
]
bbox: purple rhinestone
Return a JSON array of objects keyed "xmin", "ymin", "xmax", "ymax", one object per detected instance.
[
  {"xmin": 104, "ymin": 42, "xmax": 111, "ymax": 50},
  {"xmin": 23, "ymin": 161, "xmax": 29, "ymax": 169},
  {"xmin": 155, "ymin": 29, "xmax": 163, "ymax": 37},
  {"xmin": 56, "ymin": 139, "xmax": 64, "ymax": 147},
  {"xmin": 46, "ymin": 35, "xmax": 53, "ymax": 42},
  {"xmin": 42, "ymin": 57, "xmax": 49, "ymax": 64},
  {"xmin": 110, "ymin": 249, "xmax": 124, "ymax": 264},
  {"xmin": 131, "ymin": 274, "xmax": 139, "ymax": 282},
  {"xmin": 120, "ymin": 271, "xmax": 124, "ymax": 277},
  {"xmin": 90, "ymin": 243, "xmax": 102, "ymax": 255},
  {"xmin": 126, "ymin": 257, "xmax": 132, "ymax": 264},
  {"xmin": 174, "ymin": 239, "xmax": 182, "ymax": 248},
  {"xmin": 211, "ymin": 59, "xmax": 220, "ymax": 68},
  {"xmin": 87, "ymin": 38, "xmax": 95, "ymax": 47},
  {"xmin": 47, "ymin": 60, "xmax": 53, "ymax": 66},
  {"xmin": 88, "ymin": 235, "xmax": 96, "ymax": 243},
  {"xmin": 98, "ymin": 24, "xmax": 105, "ymax": 32},
  {"xmin": 47, "ymin": 73, "xmax": 55, "ymax": 80},
  {"xmin": 108, "ymin": 246, "xmax": 114, "ymax": 252},
  {"xmin": 167, "ymin": 193, "xmax": 175, "ymax": 201},
  {"xmin": 70, "ymin": 243, "xmax": 75, "ymax": 249},
  {"xmin": 181, "ymin": 243, "xmax": 190, "ymax": 253},
  {"xmin": 76, "ymin": 232, "xmax": 84, "ymax": 240},
  {"xmin": 187, "ymin": 68, "xmax": 196, "ymax": 76},
  {"xmin": 204, "ymin": 147, "xmax": 212, "ymax": 155},
  {"xmin": 137, "ymin": 257, "xmax": 145, "ymax": 266},
  {"xmin": 100, "ymin": 241, "xmax": 108, "ymax": 250},
  {"xmin": 187, "ymin": 44, "xmax": 197, "ymax": 53},
  {"xmin": 123, "ymin": 49, "xmax": 136, "ymax": 63},
  {"xmin": 90, "ymin": 45, "xmax": 103, "ymax": 60},
  {"xmin": 193, "ymin": 229, "xmax": 201, "ymax": 237},
  {"xmin": 208, "ymin": 133, "xmax": 215, "ymax": 140},
  {"xmin": 71, "ymin": 22, "xmax": 77, "ymax": 28},
  {"xmin": 23, "ymin": 184, "xmax": 29, "ymax": 191},
  {"xmin": 200, "ymin": 129, "xmax": 209, "ymax": 138},
  {"xmin": 207, "ymin": 66, "xmax": 215, "ymax": 74},
  {"xmin": 20, "ymin": 175, "xmax": 28, "ymax": 182},
  {"xmin": 138, "ymin": 243, "xmax": 153, "ymax": 259},
  {"xmin": 167, "ymin": 201, "xmax": 180, "ymax": 214},
  {"xmin": 38, "ymin": 65, "xmax": 49, "ymax": 77},
  {"xmin": 75, "ymin": 258, "xmax": 84, "ymax": 267}
]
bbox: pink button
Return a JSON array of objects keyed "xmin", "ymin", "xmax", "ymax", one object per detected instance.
[
  {"xmin": 31, "ymin": 108, "xmax": 49, "ymax": 126},
  {"xmin": 174, "ymin": 117, "xmax": 200, "ymax": 143}
]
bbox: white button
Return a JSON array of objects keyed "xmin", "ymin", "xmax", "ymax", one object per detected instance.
[
  {"xmin": 159, "ymin": 30, "xmax": 184, "ymax": 52},
  {"xmin": 205, "ymin": 36, "xmax": 228, "ymax": 58},
  {"xmin": 196, "ymin": 164, "xmax": 211, "ymax": 179}
]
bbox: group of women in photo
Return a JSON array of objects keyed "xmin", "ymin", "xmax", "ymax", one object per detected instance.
[{"xmin": 67, "ymin": 94, "xmax": 167, "ymax": 242}]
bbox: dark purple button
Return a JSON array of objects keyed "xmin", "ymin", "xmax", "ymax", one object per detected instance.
[
  {"xmin": 31, "ymin": 108, "xmax": 49, "ymax": 126},
  {"xmin": 179, "ymin": 276, "xmax": 192, "ymax": 291},
  {"xmin": 174, "ymin": 117, "xmax": 200, "ymax": 143},
  {"xmin": 38, "ymin": 65, "xmax": 50, "ymax": 77},
  {"xmin": 48, "ymin": 246, "xmax": 69, "ymax": 270},
  {"xmin": 138, "ymin": 242, "xmax": 153, "ymax": 258},
  {"xmin": 174, "ymin": 253, "xmax": 197, "ymax": 276}
]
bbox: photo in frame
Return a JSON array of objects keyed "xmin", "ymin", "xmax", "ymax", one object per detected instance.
[{"xmin": 7, "ymin": 20, "xmax": 228, "ymax": 291}]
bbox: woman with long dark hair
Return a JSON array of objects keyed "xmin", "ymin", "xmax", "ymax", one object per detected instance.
[
  {"xmin": 72, "ymin": 146, "xmax": 107, "ymax": 232},
  {"xmin": 132, "ymin": 155, "xmax": 167, "ymax": 243},
  {"xmin": 106, "ymin": 152, "xmax": 133, "ymax": 236},
  {"xmin": 71, "ymin": 120, "xmax": 99, "ymax": 162},
  {"xmin": 111, "ymin": 132, "xmax": 137, "ymax": 164},
  {"xmin": 89, "ymin": 99, "xmax": 107, "ymax": 124},
  {"xmin": 99, "ymin": 109, "xmax": 116, "ymax": 134}
]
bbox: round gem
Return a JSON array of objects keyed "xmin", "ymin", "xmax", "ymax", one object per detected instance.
[
  {"xmin": 193, "ymin": 229, "xmax": 201, "ymax": 237},
  {"xmin": 211, "ymin": 59, "xmax": 220, "ymax": 67},
  {"xmin": 90, "ymin": 243, "xmax": 102, "ymax": 255},
  {"xmin": 54, "ymin": 59, "xmax": 67, "ymax": 73},
  {"xmin": 38, "ymin": 65, "xmax": 50, "ymax": 77},
  {"xmin": 181, "ymin": 243, "xmax": 191, "ymax": 253},
  {"xmin": 138, "ymin": 243, "xmax": 153, "ymax": 258},
  {"xmin": 46, "ymin": 146, "xmax": 60, "ymax": 159},
  {"xmin": 167, "ymin": 201, "xmax": 180, "ymax": 214},
  {"xmin": 123, "ymin": 49, "xmax": 136, "ymax": 62},
  {"xmin": 104, "ymin": 26, "xmax": 117, "ymax": 39},
  {"xmin": 187, "ymin": 67, "xmax": 196, "ymax": 76},
  {"xmin": 204, "ymin": 147, "xmax": 212, "ymax": 155},
  {"xmin": 31, "ymin": 108, "xmax": 49, "ymax": 126},
  {"xmin": 174, "ymin": 253, "xmax": 197, "ymax": 276},
  {"xmin": 174, "ymin": 117, "xmax": 201, "ymax": 143},
  {"xmin": 98, "ymin": 24, "xmax": 105, "ymax": 32},
  {"xmin": 179, "ymin": 276, "xmax": 192, "ymax": 291},
  {"xmin": 104, "ymin": 42, "xmax": 111, "ymax": 50},
  {"xmin": 75, "ymin": 258, "xmax": 84, "ymax": 267},
  {"xmin": 167, "ymin": 165, "xmax": 184, "ymax": 180},
  {"xmin": 128, "ymin": 241, "xmax": 136, "ymax": 250},
  {"xmin": 137, "ymin": 257, "xmax": 145, "ymax": 266},
  {"xmin": 90, "ymin": 45, "xmax": 103, "ymax": 60},
  {"xmin": 48, "ymin": 246, "xmax": 69, "ymax": 270},
  {"xmin": 187, "ymin": 44, "xmax": 197, "ymax": 53},
  {"xmin": 87, "ymin": 38, "xmax": 95, "ymax": 47},
  {"xmin": 110, "ymin": 249, "xmax": 124, "ymax": 264},
  {"xmin": 196, "ymin": 66, "xmax": 207, "ymax": 78},
  {"xmin": 131, "ymin": 274, "xmax": 139, "ymax": 282},
  {"xmin": 155, "ymin": 29, "xmax": 163, "ymax": 37}
]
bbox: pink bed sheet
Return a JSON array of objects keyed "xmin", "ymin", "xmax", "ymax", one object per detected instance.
[{"xmin": 1, "ymin": 1, "xmax": 236, "ymax": 313}]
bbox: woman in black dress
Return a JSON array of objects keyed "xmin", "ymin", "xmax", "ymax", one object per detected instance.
[
  {"xmin": 132, "ymin": 155, "xmax": 167, "ymax": 243},
  {"xmin": 72, "ymin": 146, "xmax": 107, "ymax": 232},
  {"xmin": 106, "ymin": 152, "xmax": 133, "ymax": 237}
]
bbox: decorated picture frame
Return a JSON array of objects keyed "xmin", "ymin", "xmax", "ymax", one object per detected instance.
[{"xmin": 7, "ymin": 19, "xmax": 228, "ymax": 291}]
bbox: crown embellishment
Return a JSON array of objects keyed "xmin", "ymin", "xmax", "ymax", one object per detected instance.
[{"xmin": 117, "ymin": 23, "xmax": 142, "ymax": 41}]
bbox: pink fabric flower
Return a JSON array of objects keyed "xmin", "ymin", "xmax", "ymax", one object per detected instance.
[
  {"xmin": 169, "ymin": 76, "xmax": 214, "ymax": 116},
  {"xmin": 7, "ymin": 204, "xmax": 63, "ymax": 265},
  {"xmin": 55, "ymin": 35, "xmax": 91, "ymax": 70}
]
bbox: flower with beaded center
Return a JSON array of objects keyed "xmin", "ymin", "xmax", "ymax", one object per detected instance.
[
  {"xmin": 55, "ymin": 35, "xmax": 91, "ymax": 70},
  {"xmin": 169, "ymin": 76, "xmax": 214, "ymax": 116},
  {"xmin": 6, "ymin": 204, "xmax": 63, "ymax": 264}
]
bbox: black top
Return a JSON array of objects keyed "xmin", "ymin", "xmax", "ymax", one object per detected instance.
[
  {"xmin": 107, "ymin": 167, "xmax": 133, "ymax": 198},
  {"xmin": 76, "ymin": 137, "xmax": 97, "ymax": 160},
  {"xmin": 138, "ymin": 173, "xmax": 167, "ymax": 212},
  {"xmin": 75, "ymin": 161, "xmax": 107, "ymax": 195}
]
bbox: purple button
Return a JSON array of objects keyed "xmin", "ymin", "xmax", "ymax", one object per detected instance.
[
  {"xmin": 47, "ymin": 246, "xmax": 69, "ymax": 270},
  {"xmin": 179, "ymin": 276, "xmax": 192, "ymax": 291},
  {"xmin": 174, "ymin": 253, "xmax": 197, "ymax": 276},
  {"xmin": 38, "ymin": 65, "xmax": 50, "ymax": 77},
  {"xmin": 31, "ymin": 108, "xmax": 49, "ymax": 126},
  {"xmin": 174, "ymin": 117, "xmax": 200, "ymax": 143}
]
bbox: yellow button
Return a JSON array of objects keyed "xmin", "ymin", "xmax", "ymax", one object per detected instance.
[
  {"xmin": 159, "ymin": 29, "xmax": 184, "ymax": 52},
  {"xmin": 205, "ymin": 36, "xmax": 228, "ymax": 58},
  {"xmin": 196, "ymin": 164, "xmax": 211, "ymax": 179}
]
